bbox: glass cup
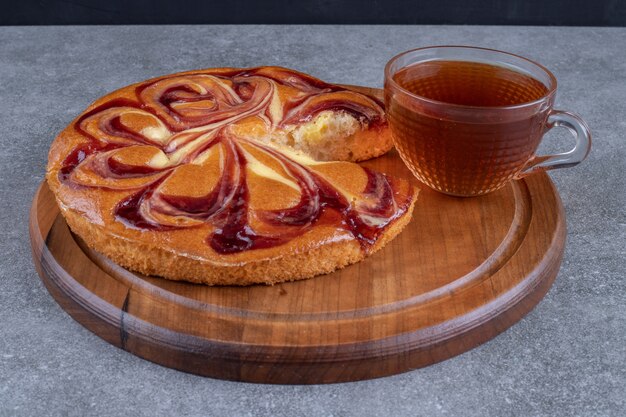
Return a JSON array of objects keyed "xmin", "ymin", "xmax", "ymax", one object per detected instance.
[{"xmin": 384, "ymin": 46, "xmax": 591, "ymax": 197}]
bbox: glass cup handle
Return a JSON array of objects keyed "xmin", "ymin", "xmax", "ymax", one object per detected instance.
[{"xmin": 516, "ymin": 110, "xmax": 592, "ymax": 178}]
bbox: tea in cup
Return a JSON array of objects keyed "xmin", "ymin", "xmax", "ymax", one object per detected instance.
[{"xmin": 384, "ymin": 46, "xmax": 591, "ymax": 197}]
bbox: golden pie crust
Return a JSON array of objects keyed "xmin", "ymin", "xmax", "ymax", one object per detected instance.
[{"xmin": 47, "ymin": 66, "xmax": 417, "ymax": 285}]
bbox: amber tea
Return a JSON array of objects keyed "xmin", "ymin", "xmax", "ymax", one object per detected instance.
[{"xmin": 384, "ymin": 47, "xmax": 591, "ymax": 197}]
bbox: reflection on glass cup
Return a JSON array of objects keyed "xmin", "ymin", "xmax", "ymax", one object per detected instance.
[{"xmin": 384, "ymin": 46, "xmax": 591, "ymax": 197}]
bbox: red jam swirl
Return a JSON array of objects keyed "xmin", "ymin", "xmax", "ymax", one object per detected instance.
[{"xmin": 59, "ymin": 67, "xmax": 408, "ymax": 254}]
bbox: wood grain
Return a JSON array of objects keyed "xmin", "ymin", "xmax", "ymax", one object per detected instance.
[{"xmin": 29, "ymin": 86, "xmax": 566, "ymax": 384}]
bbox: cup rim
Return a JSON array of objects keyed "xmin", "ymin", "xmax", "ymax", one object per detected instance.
[{"xmin": 384, "ymin": 45, "xmax": 558, "ymax": 111}]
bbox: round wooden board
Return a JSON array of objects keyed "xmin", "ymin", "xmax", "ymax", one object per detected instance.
[
  {"xmin": 29, "ymin": 160, "xmax": 565, "ymax": 384},
  {"xmin": 29, "ymin": 87, "xmax": 566, "ymax": 384}
]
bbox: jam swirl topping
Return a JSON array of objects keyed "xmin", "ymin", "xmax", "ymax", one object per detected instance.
[{"xmin": 58, "ymin": 67, "xmax": 411, "ymax": 254}]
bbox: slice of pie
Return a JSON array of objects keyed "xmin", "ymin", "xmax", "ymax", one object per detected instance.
[{"xmin": 46, "ymin": 66, "xmax": 417, "ymax": 285}]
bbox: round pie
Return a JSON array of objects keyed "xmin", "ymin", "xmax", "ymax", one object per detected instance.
[{"xmin": 46, "ymin": 66, "xmax": 417, "ymax": 285}]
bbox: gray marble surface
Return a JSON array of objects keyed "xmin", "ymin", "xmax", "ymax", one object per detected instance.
[{"xmin": 0, "ymin": 25, "xmax": 624, "ymax": 417}]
